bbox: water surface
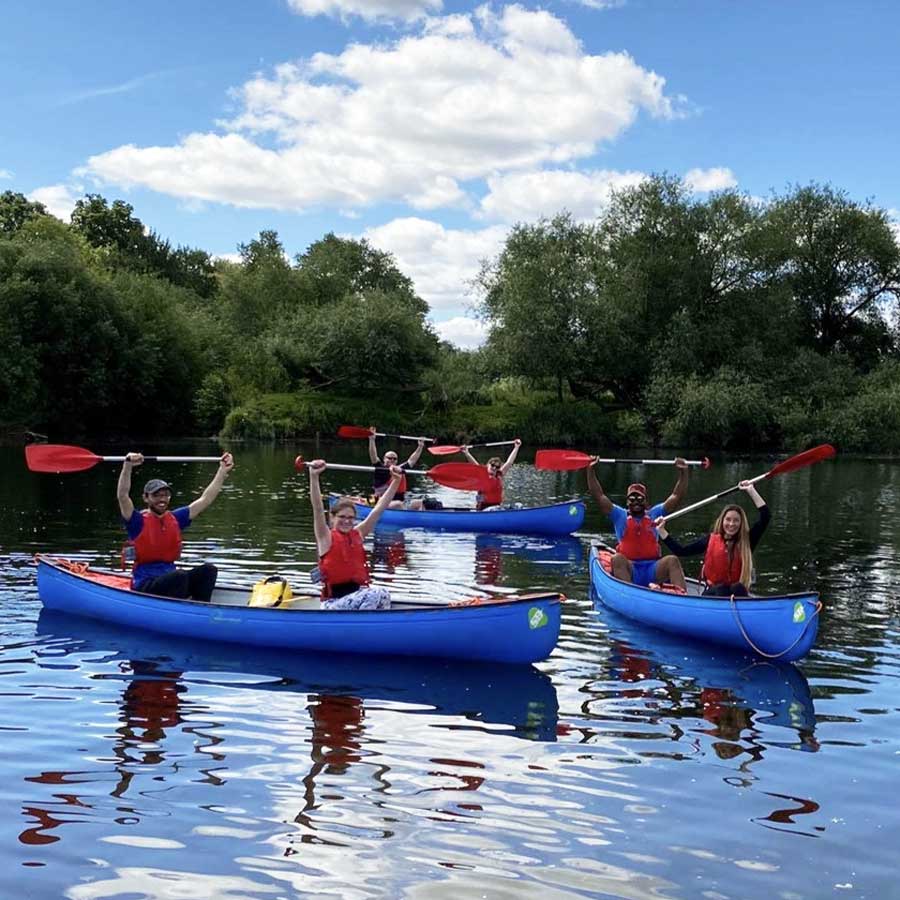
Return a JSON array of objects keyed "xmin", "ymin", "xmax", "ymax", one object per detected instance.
[{"xmin": 1, "ymin": 441, "xmax": 898, "ymax": 898}]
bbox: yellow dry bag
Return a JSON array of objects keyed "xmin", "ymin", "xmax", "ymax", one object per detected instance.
[{"xmin": 248, "ymin": 576, "xmax": 293, "ymax": 608}]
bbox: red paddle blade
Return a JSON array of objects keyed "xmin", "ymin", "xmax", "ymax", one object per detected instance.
[
  {"xmin": 768, "ymin": 444, "xmax": 836, "ymax": 478},
  {"xmin": 534, "ymin": 449, "xmax": 592, "ymax": 471},
  {"xmin": 337, "ymin": 425, "xmax": 374, "ymax": 439},
  {"xmin": 25, "ymin": 444, "xmax": 102, "ymax": 473},
  {"xmin": 428, "ymin": 462, "xmax": 491, "ymax": 491},
  {"xmin": 428, "ymin": 445, "xmax": 463, "ymax": 456}
]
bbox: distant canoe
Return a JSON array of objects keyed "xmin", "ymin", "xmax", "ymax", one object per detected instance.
[
  {"xmin": 589, "ymin": 548, "xmax": 820, "ymax": 662},
  {"xmin": 36, "ymin": 556, "xmax": 563, "ymax": 664},
  {"xmin": 333, "ymin": 497, "xmax": 586, "ymax": 535}
]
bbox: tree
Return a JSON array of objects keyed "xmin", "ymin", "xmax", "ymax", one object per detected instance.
[
  {"xmin": 763, "ymin": 184, "xmax": 900, "ymax": 361},
  {"xmin": 476, "ymin": 213, "xmax": 597, "ymax": 400},
  {"xmin": 296, "ymin": 233, "xmax": 427, "ymax": 315},
  {"xmin": 0, "ymin": 191, "xmax": 48, "ymax": 234}
]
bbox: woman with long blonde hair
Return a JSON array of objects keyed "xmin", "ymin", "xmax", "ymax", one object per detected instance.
[{"xmin": 655, "ymin": 482, "xmax": 770, "ymax": 596}]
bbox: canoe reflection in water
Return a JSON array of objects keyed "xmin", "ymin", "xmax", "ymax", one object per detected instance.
[
  {"xmin": 34, "ymin": 609, "xmax": 560, "ymax": 742},
  {"xmin": 21, "ymin": 611, "xmax": 562, "ymax": 848},
  {"xmin": 602, "ymin": 613, "xmax": 818, "ymax": 754},
  {"xmin": 474, "ymin": 533, "xmax": 585, "ymax": 586}
]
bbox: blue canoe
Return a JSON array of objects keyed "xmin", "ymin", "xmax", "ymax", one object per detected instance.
[
  {"xmin": 589, "ymin": 548, "xmax": 821, "ymax": 662},
  {"xmin": 333, "ymin": 497, "xmax": 586, "ymax": 535},
  {"xmin": 36, "ymin": 557, "xmax": 562, "ymax": 664}
]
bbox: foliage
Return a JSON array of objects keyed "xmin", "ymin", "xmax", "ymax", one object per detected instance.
[{"xmin": 0, "ymin": 191, "xmax": 49, "ymax": 234}]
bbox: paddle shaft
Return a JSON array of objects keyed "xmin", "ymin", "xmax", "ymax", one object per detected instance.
[
  {"xmin": 660, "ymin": 472, "xmax": 771, "ymax": 524},
  {"xmin": 595, "ymin": 457, "xmax": 707, "ymax": 467},
  {"xmin": 111, "ymin": 455, "xmax": 223, "ymax": 463},
  {"xmin": 299, "ymin": 461, "xmax": 431, "ymax": 476}
]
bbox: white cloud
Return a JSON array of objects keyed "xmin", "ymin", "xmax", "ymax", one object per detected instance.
[
  {"xmin": 28, "ymin": 184, "xmax": 81, "ymax": 221},
  {"xmin": 434, "ymin": 315, "xmax": 488, "ymax": 348},
  {"xmin": 683, "ymin": 166, "xmax": 737, "ymax": 193},
  {"xmin": 287, "ymin": 0, "xmax": 441, "ymax": 23},
  {"xmin": 479, "ymin": 167, "xmax": 647, "ymax": 222},
  {"xmin": 0, "ymin": 169, "xmax": 13, "ymax": 180},
  {"xmin": 81, "ymin": 5, "xmax": 680, "ymax": 214},
  {"xmin": 363, "ymin": 216, "xmax": 508, "ymax": 314},
  {"xmin": 888, "ymin": 209, "xmax": 900, "ymax": 246}
]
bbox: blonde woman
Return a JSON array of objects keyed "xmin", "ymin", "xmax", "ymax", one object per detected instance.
[{"xmin": 654, "ymin": 482, "xmax": 770, "ymax": 596}]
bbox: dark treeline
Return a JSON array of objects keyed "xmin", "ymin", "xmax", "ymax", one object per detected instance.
[{"xmin": 1, "ymin": 176, "xmax": 898, "ymax": 451}]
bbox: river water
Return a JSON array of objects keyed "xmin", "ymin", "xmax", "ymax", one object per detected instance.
[{"xmin": 1, "ymin": 441, "xmax": 898, "ymax": 899}]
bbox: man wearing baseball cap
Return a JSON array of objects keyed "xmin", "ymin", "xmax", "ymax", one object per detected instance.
[
  {"xmin": 117, "ymin": 451, "xmax": 234, "ymax": 601},
  {"xmin": 587, "ymin": 460, "xmax": 689, "ymax": 589}
]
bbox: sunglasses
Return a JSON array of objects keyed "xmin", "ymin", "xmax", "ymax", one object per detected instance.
[{"xmin": 626, "ymin": 493, "xmax": 645, "ymax": 502}]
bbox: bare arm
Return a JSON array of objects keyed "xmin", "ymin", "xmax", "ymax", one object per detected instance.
[
  {"xmin": 368, "ymin": 429, "xmax": 380, "ymax": 464},
  {"xmin": 406, "ymin": 439, "xmax": 425, "ymax": 467},
  {"xmin": 116, "ymin": 452, "xmax": 143, "ymax": 519},
  {"xmin": 461, "ymin": 445, "xmax": 478, "ymax": 465},
  {"xmin": 661, "ymin": 458, "xmax": 689, "ymax": 515},
  {"xmin": 499, "ymin": 438, "xmax": 522, "ymax": 475},
  {"xmin": 187, "ymin": 453, "xmax": 234, "ymax": 520},
  {"xmin": 586, "ymin": 460, "xmax": 613, "ymax": 515},
  {"xmin": 357, "ymin": 466, "xmax": 403, "ymax": 538},
  {"xmin": 308, "ymin": 460, "xmax": 332, "ymax": 555},
  {"xmin": 741, "ymin": 480, "xmax": 766, "ymax": 508}
]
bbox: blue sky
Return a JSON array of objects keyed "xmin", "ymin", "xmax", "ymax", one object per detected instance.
[{"xmin": 3, "ymin": 0, "xmax": 899, "ymax": 346}]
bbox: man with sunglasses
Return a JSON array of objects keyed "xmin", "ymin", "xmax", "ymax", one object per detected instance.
[
  {"xmin": 587, "ymin": 459, "xmax": 689, "ymax": 589},
  {"xmin": 368, "ymin": 429, "xmax": 426, "ymax": 509}
]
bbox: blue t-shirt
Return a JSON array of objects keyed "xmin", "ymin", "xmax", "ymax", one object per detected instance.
[
  {"xmin": 609, "ymin": 502, "xmax": 666, "ymax": 551},
  {"xmin": 124, "ymin": 506, "xmax": 191, "ymax": 585}
]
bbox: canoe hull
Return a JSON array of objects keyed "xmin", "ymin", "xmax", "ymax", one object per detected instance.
[
  {"xmin": 589, "ymin": 549, "xmax": 820, "ymax": 662},
  {"xmin": 342, "ymin": 499, "xmax": 586, "ymax": 535},
  {"xmin": 37, "ymin": 559, "xmax": 562, "ymax": 665}
]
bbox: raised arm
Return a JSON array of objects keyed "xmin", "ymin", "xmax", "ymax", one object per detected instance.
[
  {"xmin": 187, "ymin": 452, "xmax": 234, "ymax": 520},
  {"xmin": 586, "ymin": 460, "xmax": 613, "ymax": 516},
  {"xmin": 357, "ymin": 466, "xmax": 403, "ymax": 538},
  {"xmin": 661, "ymin": 457, "xmax": 689, "ymax": 514},
  {"xmin": 368, "ymin": 429, "xmax": 380, "ymax": 464},
  {"xmin": 116, "ymin": 452, "xmax": 143, "ymax": 519},
  {"xmin": 406, "ymin": 439, "xmax": 426, "ymax": 467},
  {"xmin": 499, "ymin": 438, "xmax": 522, "ymax": 475},
  {"xmin": 308, "ymin": 460, "xmax": 332, "ymax": 555},
  {"xmin": 461, "ymin": 445, "xmax": 478, "ymax": 465},
  {"xmin": 740, "ymin": 480, "xmax": 771, "ymax": 547}
]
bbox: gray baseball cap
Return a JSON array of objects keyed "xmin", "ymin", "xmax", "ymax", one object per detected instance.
[{"xmin": 143, "ymin": 478, "xmax": 172, "ymax": 495}]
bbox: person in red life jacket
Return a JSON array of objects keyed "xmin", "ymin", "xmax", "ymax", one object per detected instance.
[
  {"xmin": 117, "ymin": 451, "xmax": 234, "ymax": 601},
  {"xmin": 462, "ymin": 439, "xmax": 522, "ymax": 510},
  {"xmin": 654, "ymin": 481, "xmax": 769, "ymax": 596},
  {"xmin": 586, "ymin": 459, "xmax": 689, "ymax": 589},
  {"xmin": 368, "ymin": 430, "xmax": 426, "ymax": 510},
  {"xmin": 308, "ymin": 458, "xmax": 404, "ymax": 610}
]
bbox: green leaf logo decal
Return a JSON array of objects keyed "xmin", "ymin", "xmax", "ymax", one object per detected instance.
[
  {"xmin": 793, "ymin": 602, "xmax": 806, "ymax": 624},
  {"xmin": 528, "ymin": 607, "xmax": 549, "ymax": 629},
  {"xmin": 569, "ymin": 505, "xmax": 578, "ymax": 515}
]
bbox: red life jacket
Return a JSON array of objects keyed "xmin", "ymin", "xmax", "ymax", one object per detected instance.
[
  {"xmin": 477, "ymin": 472, "xmax": 503, "ymax": 507},
  {"xmin": 319, "ymin": 528, "xmax": 370, "ymax": 598},
  {"xmin": 615, "ymin": 515, "xmax": 660, "ymax": 560},
  {"xmin": 374, "ymin": 470, "xmax": 408, "ymax": 497},
  {"xmin": 132, "ymin": 511, "xmax": 182, "ymax": 568},
  {"xmin": 701, "ymin": 534, "xmax": 743, "ymax": 585}
]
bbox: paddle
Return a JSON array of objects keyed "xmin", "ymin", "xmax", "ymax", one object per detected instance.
[
  {"xmin": 26, "ymin": 444, "xmax": 223, "ymax": 474},
  {"xmin": 535, "ymin": 449, "xmax": 711, "ymax": 471},
  {"xmin": 659, "ymin": 444, "xmax": 836, "ymax": 524},
  {"xmin": 337, "ymin": 425, "xmax": 434, "ymax": 443},
  {"xmin": 429, "ymin": 440, "xmax": 518, "ymax": 456},
  {"xmin": 294, "ymin": 456, "xmax": 491, "ymax": 492}
]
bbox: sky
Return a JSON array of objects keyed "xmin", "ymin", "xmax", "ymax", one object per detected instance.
[{"xmin": 3, "ymin": 0, "xmax": 899, "ymax": 348}]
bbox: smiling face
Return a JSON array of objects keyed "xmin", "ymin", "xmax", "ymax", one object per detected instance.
[
  {"xmin": 722, "ymin": 508, "xmax": 743, "ymax": 538},
  {"xmin": 383, "ymin": 452, "xmax": 399, "ymax": 466},
  {"xmin": 330, "ymin": 500, "xmax": 357, "ymax": 533},
  {"xmin": 143, "ymin": 488, "xmax": 172, "ymax": 516},
  {"xmin": 626, "ymin": 491, "xmax": 647, "ymax": 516}
]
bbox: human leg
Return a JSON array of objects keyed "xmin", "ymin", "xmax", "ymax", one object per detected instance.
[
  {"xmin": 611, "ymin": 553, "xmax": 635, "ymax": 582},
  {"xmin": 137, "ymin": 570, "xmax": 192, "ymax": 599},
  {"xmin": 655, "ymin": 556, "xmax": 686, "ymax": 590},
  {"xmin": 323, "ymin": 586, "xmax": 391, "ymax": 610},
  {"xmin": 187, "ymin": 563, "xmax": 218, "ymax": 602}
]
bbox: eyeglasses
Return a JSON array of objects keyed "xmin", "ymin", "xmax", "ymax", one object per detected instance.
[{"xmin": 384, "ymin": 456, "xmax": 398, "ymax": 462}]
